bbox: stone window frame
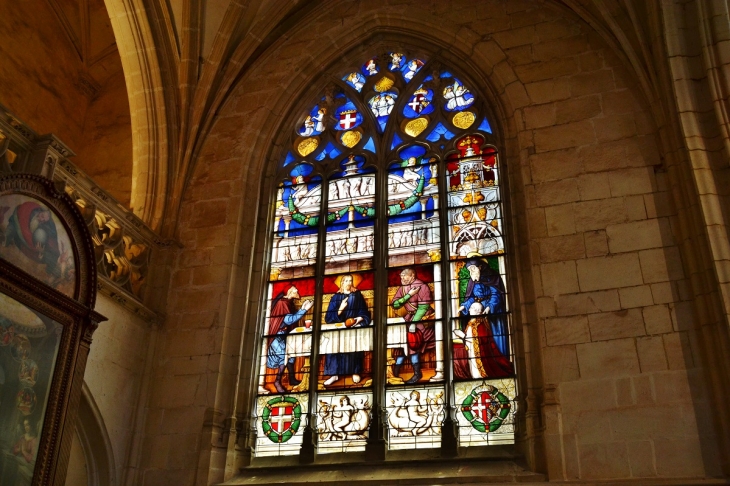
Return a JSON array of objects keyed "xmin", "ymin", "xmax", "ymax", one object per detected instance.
[{"xmin": 240, "ymin": 44, "xmax": 529, "ymax": 468}]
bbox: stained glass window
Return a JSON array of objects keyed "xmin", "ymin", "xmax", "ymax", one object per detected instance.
[{"xmin": 255, "ymin": 52, "xmax": 516, "ymax": 457}]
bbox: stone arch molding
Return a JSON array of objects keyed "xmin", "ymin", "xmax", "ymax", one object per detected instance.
[
  {"xmin": 74, "ymin": 382, "xmax": 117, "ymax": 486},
  {"xmin": 217, "ymin": 17, "xmax": 532, "ymax": 317},
  {"xmin": 218, "ymin": 17, "xmax": 527, "ymax": 189},
  {"xmin": 211, "ymin": 20, "xmax": 533, "ymax": 328},
  {"xmin": 103, "ymin": 0, "xmax": 169, "ymax": 231},
  {"xmin": 208, "ymin": 14, "xmax": 543, "ymax": 473}
]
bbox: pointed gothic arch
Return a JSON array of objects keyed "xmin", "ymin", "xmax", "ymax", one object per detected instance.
[
  {"xmin": 245, "ymin": 46, "xmax": 527, "ymax": 461},
  {"xmin": 66, "ymin": 383, "xmax": 117, "ymax": 486},
  {"xmin": 104, "ymin": 0, "xmax": 170, "ymax": 230}
]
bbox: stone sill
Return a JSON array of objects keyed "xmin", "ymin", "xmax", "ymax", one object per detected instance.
[
  {"xmin": 246, "ymin": 443, "xmax": 518, "ymax": 468},
  {"xmin": 221, "ymin": 463, "xmax": 729, "ymax": 486},
  {"xmin": 224, "ymin": 451, "xmax": 544, "ymax": 485}
]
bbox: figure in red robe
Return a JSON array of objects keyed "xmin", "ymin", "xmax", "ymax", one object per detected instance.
[
  {"xmin": 267, "ymin": 285, "xmax": 313, "ymax": 393},
  {"xmin": 453, "ymin": 302, "xmax": 513, "ymax": 379}
]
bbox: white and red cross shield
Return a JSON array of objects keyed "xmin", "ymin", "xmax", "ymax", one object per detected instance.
[
  {"xmin": 270, "ymin": 403, "xmax": 294, "ymax": 433},
  {"xmin": 409, "ymin": 93, "xmax": 426, "ymax": 113},
  {"xmin": 339, "ymin": 112, "xmax": 358, "ymax": 130},
  {"xmin": 470, "ymin": 391, "xmax": 496, "ymax": 425}
]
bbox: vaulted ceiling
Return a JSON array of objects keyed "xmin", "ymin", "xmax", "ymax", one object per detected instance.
[
  {"xmin": 101, "ymin": 0, "xmax": 726, "ymax": 242},
  {"xmin": 124, "ymin": 0, "xmax": 668, "ymax": 233},
  {"xmin": 46, "ymin": 0, "xmax": 123, "ymax": 89}
]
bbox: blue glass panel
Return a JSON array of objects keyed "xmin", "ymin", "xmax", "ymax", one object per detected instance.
[
  {"xmin": 443, "ymin": 78, "xmax": 475, "ymax": 112},
  {"xmin": 289, "ymin": 164, "xmax": 314, "ymax": 178},
  {"xmin": 363, "ymin": 137, "xmax": 376, "ymax": 153},
  {"xmin": 327, "ymin": 144, "xmax": 341, "ymax": 158},
  {"xmin": 403, "ymin": 86, "xmax": 434, "ymax": 119},
  {"xmin": 398, "ymin": 145, "xmax": 427, "ymax": 162},
  {"xmin": 478, "ymin": 117, "xmax": 493, "ymax": 133},
  {"xmin": 327, "ymin": 215, "xmax": 375, "ymax": 232},
  {"xmin": 440, "ymin": 71, "xmax": 453, "ymax": 78},
  {"xmin": 278, "ymin": 210, "xmax": 319, "ymax": 236},
  {"xmin": 334, "ymin": 97, "xmax": 364, "ymax": 131},
  {"xmin": 426, "ymin": 122, "xmax": 455, "ymax": 142},
  {"xmin": 343, "ymin": 72, "xmax": 366, "ymax": 92},
  {"xmin": 402, "ymin": 59, "xmax": 424, "ymax": 82},
  {"xmin": 316, "ymin": 142, "xmax": 341, "ymax": 161},
  {"xmin": 390, "ymin": 133, "xmax": 403, "ymax": 151},
  {"xmin": 442, "ymin": 126, "xmax": 456, "ymax": 140},
  {"xmin": 283, "ymin": 151, "xmax": 296, "ymax": 167},
  {"xmin": 297, "ymin": 105, "xmax": 326, "ymax": 136}
]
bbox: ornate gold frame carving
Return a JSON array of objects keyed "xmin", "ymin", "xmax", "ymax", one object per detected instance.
[{"xmin": 0, "ymin": 174, "xmax": 105, "ymax": 486}]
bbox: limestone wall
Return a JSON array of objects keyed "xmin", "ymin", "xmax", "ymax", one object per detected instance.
[
  {"xmin": 135, "ymin": 1, "xmax": 727, "ymax": 484},
  {"xmin": 82, "ymin": 293, "xmax": 156, "ymax": 485}
]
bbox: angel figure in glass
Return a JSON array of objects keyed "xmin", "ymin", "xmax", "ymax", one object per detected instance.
[
  {"xmin": 403, "ymin": 59, "xmax": 424, "ymax": 81},
  {"xmin": 443, "ymin": 79, "xmax": 475, "ymax": 112}
]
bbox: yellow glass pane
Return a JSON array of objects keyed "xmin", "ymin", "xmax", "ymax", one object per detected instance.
[
  {"xmin": 341, "ymin": 130, "xmax": 362, "ymax": 148},
  {"xmin": 298, "ymin": 138, "xmax": 319, "ymax": 156},
  {"xmin": 452, "ymin": 111, "xmax": 476, "ymax": 129},
  {"xmin": 374, "ymin": 77, "xmax": 394, "ymax": 92},
  {"xmin": 404, "ymin": 117, "xmax": 429, "ymax": 137}
]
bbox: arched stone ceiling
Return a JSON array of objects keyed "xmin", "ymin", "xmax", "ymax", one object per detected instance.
[
  {"xmin": 103, "ymin": 0, "xmax": 712, "ymax": 238},
  {"xmin": 48, "ymin": 0, "xmax": 123, "ymax": 87},
  {"xmin": 0, "ymin": 0, "xmax": 133, "ymax": 204}
]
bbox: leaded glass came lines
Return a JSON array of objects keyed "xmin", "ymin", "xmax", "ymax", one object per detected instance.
[{"xmin": 255, "ymin": 51, "xmax": 517, "ymax": 456}]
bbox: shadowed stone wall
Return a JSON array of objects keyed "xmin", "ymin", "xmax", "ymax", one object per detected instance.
[
  {"xmin": 3, "ymin": 0, "xmax": 729, "ymax": 484},
  {"xmin": 138, "ymin": 1, "xmax": 726, "ymax": 484}
]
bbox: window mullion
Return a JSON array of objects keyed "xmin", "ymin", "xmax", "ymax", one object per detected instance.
[
  {"xmin": 365, "ymin": 163, "xmax": 388, "ymax": 458},
  {"xmin": 436, "ymin": 152, "xmax": 459, "ymax": 456},
  {"xmin": 255, "ymin": 54, "xmax": 518, "ymax": 461},
  {"xmin": 299, "ymin": 169, "xmax": 329, "ymax": 462}
]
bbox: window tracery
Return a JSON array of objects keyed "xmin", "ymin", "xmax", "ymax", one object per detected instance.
[{"xmin": 255, "ymin": 51, "xmax": 517, "ymax": 457}]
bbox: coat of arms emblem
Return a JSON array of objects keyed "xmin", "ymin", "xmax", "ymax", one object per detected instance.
[
  {"xmin": 408, "ymin": 87, "xmax": 429, "ymax": 114},
  {"xmin": 460, "ymin": 384, "xmax": 511, "ymax": 433},
  {"xmin": 261, "ymin": 396, "xmax": 302, "ymax": 443},
  {"xmin": 338, "ymin": 109, "xmax": 359, "ymax": 130}
]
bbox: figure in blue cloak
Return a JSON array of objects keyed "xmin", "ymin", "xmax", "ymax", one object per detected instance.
[
  {"xmin": 323, "ymin": 274, "xmax": 371, "ymax": 386},
  {"xmin": 457, "ymin": 259, "xmax": 509, "ymax": 357}
]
